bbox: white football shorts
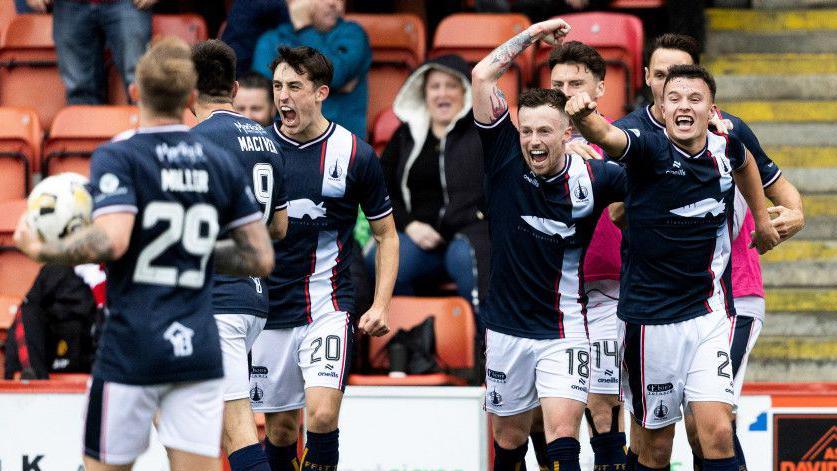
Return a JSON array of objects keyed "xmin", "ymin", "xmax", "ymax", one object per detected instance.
[
  {"xmin": 619, "ymin": 312, "xmax": 735, "ymax": 429},
  {"xmin": 215, "ymin": 313, "xmax": 267, "ymax": 401},
  {"xmin": 484, "ymin": 329, "xmax": 590, "ymax": 417},
  {"xmin": 83, "ymin": 377, "xmax": 223, "ymax": 464},
  {"xmin": 249, "ymin": 312, "xmax": 353, "ymax": 413},
  {"xmin": 586, "ymin": 279, "xmax": 622, "ymax": 395}
]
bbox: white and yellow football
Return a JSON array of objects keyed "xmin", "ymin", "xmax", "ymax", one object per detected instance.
[{"xmin": 26, "ymin": 173, "xmax": 92, "ymax": 243}]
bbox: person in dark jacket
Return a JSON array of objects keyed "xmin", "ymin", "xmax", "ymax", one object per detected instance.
[
  {"xmin": 4, "ymin": 264, "xmax": 104, "ymax": 379},
  {"xmin": 366, "ymin": 55, "xmax": 489, "ymax": 313}
]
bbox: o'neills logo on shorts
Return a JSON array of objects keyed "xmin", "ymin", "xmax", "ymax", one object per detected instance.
[
  {"xmin": 487, "ymin": 369, "xmax": 507, "ymax": 383},
  {"xmin": 775, "ymin": 414, "xmax": 837, "ymax": 471},
  {"xmin": 647, "ymin": 383, "xmax": 674, "ymax": 395}
]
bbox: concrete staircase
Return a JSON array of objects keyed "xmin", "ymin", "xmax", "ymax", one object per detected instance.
[{"xmin": 706, "ymin": 7, "xmax": 837, "ymax": 381}]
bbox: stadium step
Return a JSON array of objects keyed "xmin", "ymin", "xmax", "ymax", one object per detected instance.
[
  {"xmin": 796, "ymin": 194, "xmax": 837, "ymax": 218},
  {"xmin": 796, "ymin": 217, "xmax": 837, "ymax": 240},
  {"xmin": 781, "ymin": 168, "xmax": 837, "ymax": 193},
  {"xmin": 707, "ymin": 8, "xmax": 837, "ymax": 54},
  {"xmin": 761, "ymin": 312, "xmax": 837, "ymax": 337},
  {"xmin": 745, "ymin": 123, "xmax": 837, "ymax": 147},
  {"xmin": 765, "ymin": 288, "xmax": 837, "ymax": 312},
  {"xmin": 717, "ymin": 100, "xmax": 837, "ymax": 123},
  {"xmin": 716, "ymin": 75, "xmax": 837, "ymax": 101},
  {"xmin": 763, "ymin": 261, "xmax": 837, "ymax": 288},
  {"xmin": 746, "ymin": 337, "xmax": 837, "ymax": 382},
  {"xmin": 705, "ymin": 53, "xmax": 837, "ymax": 75},
  {"xmin": 763, "ymin": 240, "xmax": 837, "ymax": 263},
  {"xmin": 752, "ymin": 0, "xmax": 837, "ymax": 9},
  {"xmin": 765, "ymin": 146, "xmax": 837, "ymax": 169}
]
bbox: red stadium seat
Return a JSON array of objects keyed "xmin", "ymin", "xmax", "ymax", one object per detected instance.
[
  {"xmin": 345, "ymin": 14, "xmax": 425, "ymax": 137},
  {"xmin": 0, "ymin": 107, "xmax": 42, "ymax": 198},
  {"xmin": 431, "ymin": 13, "xmax": 532, "ymax": 110},
  {"xmin": 0, "ymin": 248, "xmax": 41, "ymax": 303},
  {"xmin": 371, "ymin": 108, "xmax": 401, "ymax": 155},
  {"xmin": 349, "ymin": 296, "xmax": 475, "ymax": 386},
  {"xmin": 0, "ymin": 198, "xmax": 26, "ymax": 247},
  {"xmin": 152, "ymin": 14, "xmax": 209, "ymax": 45},
  {"xmin": 0, "ymin": 0, "xmax": 16, "ymax": 44},
  {"xmin": 535, "ymin": 12, "xmax": 644, "ymax": 118},
  {"xmin": 611, "ymin": 0, "xmax": 664, "ymax": 7},
  {"xmin": 42, "ymin": 105, "xmax": 139, "ymax": 177},
  {"xmin": 0, "ymin": 14, "xmax": 65, "ymax": 130}
]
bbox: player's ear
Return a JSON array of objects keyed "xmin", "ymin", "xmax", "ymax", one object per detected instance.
[
  {"xmin": 231, "ymin": 81, "xmax": 239, "ymax": 100},
  {"xmin": 595, "ymin": 80, "xmax": 605, "ymax": 99},
  {"xmin": 185, "ymin": 89, "xmax": 198, "ymax": 114},
  {"xmin": 128, "ymin": 82, "xmax": 140, "ymax": 104},
  {"xmin": 316, "ymin": 84, "xmax": 330, "ymax": 103},
  {"xmin": 644, "ymin": 67, "xmax": 651, "ymax": 87}
]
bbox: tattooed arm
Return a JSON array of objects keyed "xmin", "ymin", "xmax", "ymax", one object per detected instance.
[
  {"xmin": 214, "ymin": 220, "xmax": 274, "ymax": 277},
  {"xmin": 15, "ymin": 213, "xmax": 134, "ymax": 265},
  {"xmin": 471, "ymin": 18, "xmax": 570, "ymax": 123}
]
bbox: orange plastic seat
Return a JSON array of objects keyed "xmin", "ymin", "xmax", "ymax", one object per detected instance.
[
  {"xmin": 0, "ymin": 0, "xmax": 16, "ymax": 44},
  {"xmin": 611, "ymin": 0, "xmax": 664, "ymax": 8},
  {"xmin": 0, "ymin": 248, "xmax": 41, "ymax": 301},
  {"xmin": 536, "ymin": 12, "xmax": 644, "ymax": 118},
  {"xmin": 0, "ymin": 198, "xmax": 25, "ymax": 247},
  {"xmin": 431, "ymin": 13, "xmax": 532, "ymax": 110},
  {"xmin": 0, "ymin": 14, "xmax": 65, "ymax": 129},
  {"xmin": 152, "ymin": 14, "xmax": 209, "ymax": 45},
  {"xmin": 371, "ymin": 108, "xmax": 401, "ymax": 155},
  {"xmin": 345, "ymin": 14, "xmax": 425, "ymax": 136},
  {"xmin": 0, "ymin": 108, "xmax": 41, "ymax": 199},
  {"xmin": 42, "ymin": 105, "xmax": 139, "ymax": 177},
  {"xmin": 349, "ymin": 296, "xmax": 475, "ymax": 386}
]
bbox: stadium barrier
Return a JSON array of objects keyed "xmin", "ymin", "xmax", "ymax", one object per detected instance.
[{"xmin": 0, "ymin": 380, "xmax": 834, "ymax": 470}]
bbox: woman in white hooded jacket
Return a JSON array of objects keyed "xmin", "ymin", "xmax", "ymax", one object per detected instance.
[{"xmin": 365, "ymin": 55, "xmax": 489, "ymax": 316}]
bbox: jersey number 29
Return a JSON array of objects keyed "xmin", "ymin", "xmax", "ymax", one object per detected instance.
[{"xmin": 133, "ymin": 202, "xmax": 220, "ymax": 288}]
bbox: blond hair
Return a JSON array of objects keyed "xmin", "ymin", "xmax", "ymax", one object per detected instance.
[{"xmin": 135, "ymin": 37, "xmax": 197, "ymax": 118}]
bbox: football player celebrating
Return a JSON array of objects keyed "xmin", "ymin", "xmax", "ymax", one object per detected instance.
[
  {"xmin": 567, "ymin": 64, "xmax": 779, "ymax": 471},
  {"xmin": 613, "ymin": 33, "xmax": 805, "ymax": 471},
  {"xmin": 15, "ymin": 38, "xmax": 275, "ymax": 471},
  {"xmin": 190, "ymin": 39, "xmax": 288, "ymax": 471},
  {"xmin": 472, "ymin": 19, "xmax": 630, "ymax": 471},
  {"xmin": 251, "ymin": 45, "xmax": 398, "ymax": 471}
]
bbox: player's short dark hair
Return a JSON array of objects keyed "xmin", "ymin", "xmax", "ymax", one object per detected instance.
[
  {"xmin": 663, "ymin": 64, "xmax": 716, "ymax": 100},
  {"xmin": 192, "ymin": 39, "xmax": 236, "ymax": 103},
  {"xmin": 547, "ymin": 41, "xmax": 606, "ymax": 81},
  {"xmin": 270, "ymin": 46, "xmax": 333, "ymax": 88},
  {"xmin": 238, "ymin": 71, "xmax": 273, "ymax": 102},
  {"xmin": 518, "ymin": 88, "xmax": 569, "ymax": 113},
  {"xmin": 647, "ymin": 33, "xmax": 701, "ymax": 66}
]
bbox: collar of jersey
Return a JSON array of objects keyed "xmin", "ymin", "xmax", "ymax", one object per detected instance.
[
  {"xmin": 273, "ymin": 121, "xmax": 335, "ymax": 149},
  {"xmin": 645, "ymin": 105, "xmax": 665, "ymax": 130},
  {"xmin": 135, "ymin": 124, "xmax": 190, "ymax": 134},
  {"xmin": 540, "ymin": 154, "xmax": 572, "ymax": 183},
  {"xmin": 208, "ymin": 109, "xmax": 245, "ymax": 119},
  {"xmin": 664, "ymin": 130, "xmax": 708, "ymax": 159}
]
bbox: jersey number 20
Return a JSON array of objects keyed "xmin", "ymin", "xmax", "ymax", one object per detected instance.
[{"xmin": 134, "ymin": 202, "xmax": 220, "ymax": 288}]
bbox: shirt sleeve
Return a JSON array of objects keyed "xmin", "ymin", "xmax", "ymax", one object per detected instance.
[
  {"xmin": 294, "ymin": 20, "xmax": 371, "ymax": 89},
  {"xmin": 728, "ymin": 114, "xmax": 782, "ymax": 187},
  {"xmin": 89, "ymin": 147, "xmax": 138, "ymax": 219},
  {"xmin": 272, "ymin": 155, "xmax": 288, "ymax": 211},
  {"xmin": 611, "ymin": 127, "xmax": 647, "ymax": 167},
  {"xmin": 474, "ymin": 109, "xmax": 520, "ymax": 178},
  {"xmin": 727, "ymin": 134, "xmax": 748, "ymax": 171},
  {"xmin": 595, "ymin": 160, "xmax": 628, "ymax": 205},
  {"xmin": 354, "ymin": 144, "xmax": 393, "ymax": 221}
]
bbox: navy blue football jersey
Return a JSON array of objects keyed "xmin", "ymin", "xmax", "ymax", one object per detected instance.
[
  {"xmin": 613, "ymin": 105, "xmax": 781, "ymax": 187},
  {"xmin": 613, "ymin": 127, "xmax": 746, "ymax": 325},
  {"xmin": 476, "ymin": 110, "xmax": 627, "ymax": 340},
  {"xmin": 264, "ymin": 122, "xmax": 392, "ymax": 329},
  {"xmin": 192, "ymin": 110, "xmax": 288, "ymax": 317},
  {"xmin": 89, "ymin": 124, "xmax": 262, "ymax": 385}
]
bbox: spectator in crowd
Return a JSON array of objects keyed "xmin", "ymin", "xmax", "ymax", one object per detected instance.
[
  {"xmin": 252, "ymin": 0, "xmax": 371, "ymax": 137},
  {"xmin": 4, "ymin": 264, "xmax": 105, "ymax": 379},
  {"xmin": 221, "ymin": 0, "xmax": 290, "ymax": 77},
  {"xmin": 234, "ymin": 72, "xmax": 277, "ymax": 127},
  {"xmin": 26, "ymin": 0, "xmax": 155, "ymax": 104},
  {"xmin": 366, "ymin": 55, "xmax": 489, "ymax": 314}
]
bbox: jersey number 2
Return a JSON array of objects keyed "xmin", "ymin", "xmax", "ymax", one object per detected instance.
[{"xmin": 133, "ymin": 202, "xmax": 220, "ymax": 288}]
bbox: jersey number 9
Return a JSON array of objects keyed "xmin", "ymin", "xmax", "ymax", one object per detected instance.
[
  {"xmin": 133, "ymin": 202, "xmax": 220, "ymax": 288},
  {"xmin": 252, "ymin": 163, "xmax": 274, "ymax": 224}
]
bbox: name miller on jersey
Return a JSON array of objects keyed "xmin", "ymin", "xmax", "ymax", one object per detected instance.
[
  {"xmin": 161, "ymin": 168, "xmax": 209, "ymax": 193},
  {"xmin": 238, "ymin": 135, "xmax": 278, "ymax": 154}
]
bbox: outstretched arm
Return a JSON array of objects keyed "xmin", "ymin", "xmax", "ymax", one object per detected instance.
[
  {"xmin": 472, "ymin": 18, "xmax": 570, "ymax": 123},
  {"xmin": 214, "ymin": 220, "xmax": 275, "ymax": 277},
  {"xmin": 566, "ymin": 92, "xmax": 628, "ymax": 158},
  {"xmin": 15, "ymin": 213, "xmax": 133, "ymax": 265},
  {"xmin": 733, "ymin": 150, "xmax": 780, "ymax": 254}
]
